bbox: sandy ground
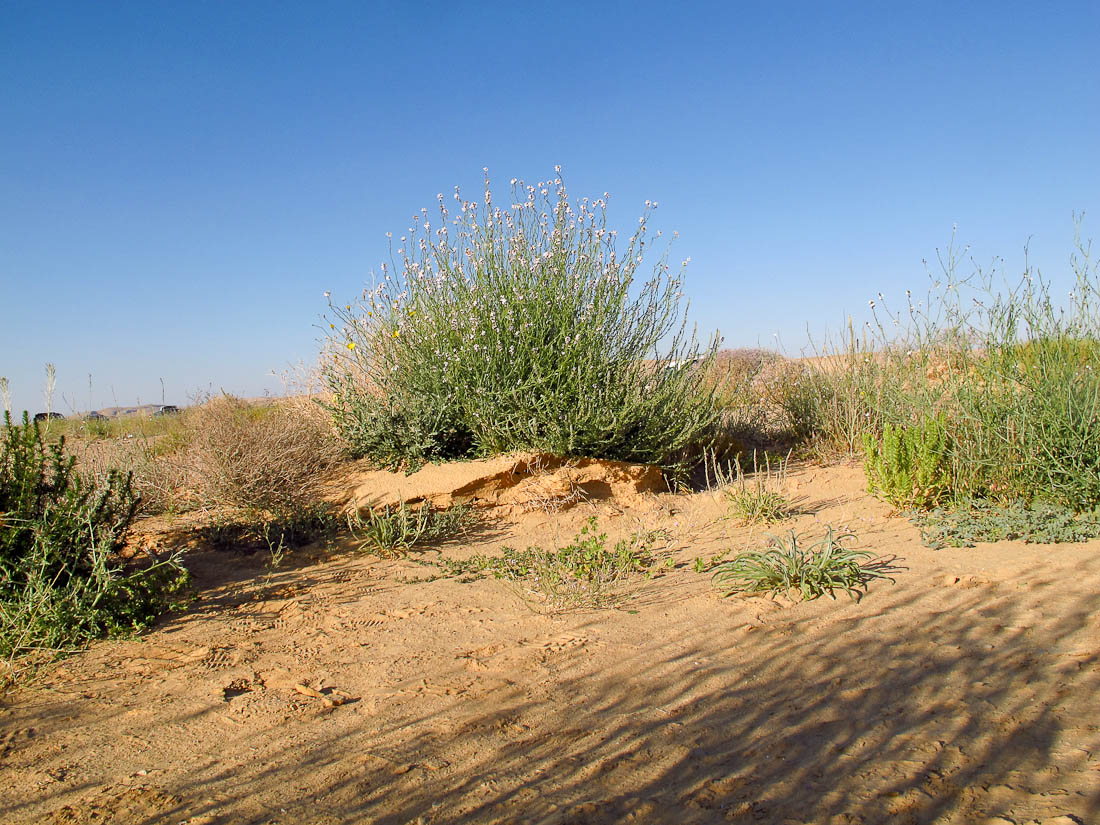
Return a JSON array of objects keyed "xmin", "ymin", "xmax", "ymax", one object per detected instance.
[{"xmin": 2, "ymin": 463, "xmax": 1098, "ymax": 825}]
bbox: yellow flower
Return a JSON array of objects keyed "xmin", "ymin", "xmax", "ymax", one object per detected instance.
[
  {"xmin": 347, "ymin": 342, "xmax": 356, "ymax": 350},
  {"xmin": 346, "ymin": 304, "xmax": 351, "ymax": 310},
  {"xmin": 329, "ymin": 323, "xmax": 335, "ymax": 329},
  {"xmin": 392, "ymin": 330, "xmax": 400, "ymax": 338}
]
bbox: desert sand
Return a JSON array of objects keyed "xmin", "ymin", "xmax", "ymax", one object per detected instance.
[{"xmin": 1, "ymin": 462, "xmax": 1098, "ymax": 825}]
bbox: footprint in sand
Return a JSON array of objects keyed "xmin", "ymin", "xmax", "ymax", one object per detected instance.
[
  {"xmin": 198, "ymin": 648, "xmax": 239, "ymax": 670},
  {"xmin": 538, "ymin": 634, "xmax": 590, "ymax": 655}
]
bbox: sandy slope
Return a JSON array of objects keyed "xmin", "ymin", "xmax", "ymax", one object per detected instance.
[{"xmin": 1, "ymin": 464, "xmax": 1098, "ymax": 825}]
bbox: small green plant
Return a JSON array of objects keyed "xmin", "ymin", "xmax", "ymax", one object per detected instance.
[
  {"xmin": 0, "ymin": 412, "xmax": 188, "ymax": 677},
  {"xmin": 913, "ymin": 500, "xmax": 1100, "ymax": 549},
  {"xmin": 712, "ymin": 528, "xmax": 890, "ymax": 601},
  {"xmin": 863, "ymin": 414, "xmax": 951, "ymax": 509},
  {"xmin": 724, "ymin": 450, "xmax": 795, "ymax": 525},
  {"xmin": 692, "ymin": 551, "xmax": 729, "ymax": 574},
  {"xmin": 347, "ymin": 500, "xmax": 472, "ymax": 557},
  {"xmin": 426, "ymin": 520, "xmax": 668, "ymax": 609},
  {"xmin": 195, "ymin": 506, "xmax": 338, "ymax": 554}
]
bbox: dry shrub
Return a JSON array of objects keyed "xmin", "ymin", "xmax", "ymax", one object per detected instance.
[
  {"xmin": 702, "ymin": 349, "xmax": 796, "ymax": 455},
  {"xmin": 188, "ymin": 395, "xmax": 343, "ymax": 517},
  {"xmin": 72, "ymin": 425, "xmax": 192, "ymax": 515}
]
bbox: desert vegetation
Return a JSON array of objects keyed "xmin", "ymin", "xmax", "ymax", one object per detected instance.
[
  {"xmin": 2, "ymin": 184, "xmax": 1098, "ymax": 676},
  {"xmin": 321, "ymin": 171, "xmax": 721, "ymax": 472},
  {"xmin": 711, "ymin": 527, "xmax": 891, "ymax": 601},
  {"xmin": 769, "ymin": 228, "xmax": 1100, "ymax": 547},
  {"xmin": 4, "ymin": 176, "xmax": 1100, "ymax": 825},
  {"xmin": 0, "ymin": 412, "xmax": 187, "ymax": 678}
]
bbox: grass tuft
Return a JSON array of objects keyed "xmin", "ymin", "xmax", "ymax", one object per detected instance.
[
  {"xmin": 347, "ymin": 500, "xmax": 472, "ymax": 557},
  {"xmin": 724, "ymin": 450, "xmax": 796, "ymax": 525},
  {"xmin": 712, "ymin": 528, "xmax": 890, "ymax": 601}
]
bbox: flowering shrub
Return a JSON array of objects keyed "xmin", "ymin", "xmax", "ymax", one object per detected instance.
[{"xmin": 324, "ymin": 170, "xmax": 721, "ymax": 470}]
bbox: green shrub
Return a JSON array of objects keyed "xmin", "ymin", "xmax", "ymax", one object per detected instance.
[
  {"xmin": 712, "ymin": 528, "xmax": 890, "ymax": 601},
  {"xmin": 863, "ymin": 414, "xmax": 951, "ymax": 509},
  {"xmin": 323, "ymin": 171, "xmax": 720, "ymax": 471},
  {"xmin": 753, "ymin": 226, "xmax": 1100, "ymax": 514},
  {"xmin": 862, "ymin": 230, "xmax": 1100, "ymax": 510},
  {"xmin": 995, "ymin": 336, "xmax": 1100, "ymax": 507},
  {"xmin": 0, "ymin": 413, "xmax": 187, "ymax": 670}
]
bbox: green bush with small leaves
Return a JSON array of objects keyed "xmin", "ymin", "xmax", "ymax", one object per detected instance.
[
  {"xmin": 0, "ymin": 413, "xmax": 187, "ymax": 669},
  {"xmin": 863, "ymin": 415, "xmax": 951, "ymax": 510}
]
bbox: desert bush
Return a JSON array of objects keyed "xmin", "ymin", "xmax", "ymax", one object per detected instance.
[
  {"xmin": 346, "ymin": 500, "xmax": 472, "ymax": 557},
  {"xmin": 323, "ymin": 171, "xmax": 721, "ymax": 472},
  {"xmin": 872, "ymin": 232, "xmax": 1100, "ymax": 508},
  {"xmin": 187, "ymin": 395, "xmax": 343, "ymax": 520},
  {"xmin": 863, "ymin": 414, "xmax": 951, "ymax": 509},
  {"xmin": 768, "ymin": 341, "xmax": 893, "ymax": 460},
  {"xmin": 712, "ymin": 527, "xmax": 889, "ymax": 601},
  {"xmin": 76, "ymin": 436, "xmax": 190, "ymax": 516},
  {"xmin": 705, "ymin": 349, "xmax": 786, "ymax": 451},
  {"xmin": 0, "ymin": 413, "xmax": 187, "ymax": 672}
]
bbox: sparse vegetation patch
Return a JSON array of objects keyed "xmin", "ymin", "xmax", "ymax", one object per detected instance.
[
  {"xmin": 724, "ymin": 450, "xmax": 796, "ymax": 525},
  {"xmin": 347, "ymin": 500, "xmax": 473, "ymax": 557},
  {"xmin": 914, "ymin": 500, "xmax": 1100, "ymax": 549},
  {"xmin": 427, "ymin": 519, "xmax": 670, "ymax": 609}
]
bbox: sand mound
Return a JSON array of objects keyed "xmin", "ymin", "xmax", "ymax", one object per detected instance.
[{"xmin": 337, "ymin": 452, "xmax": 666, "ymax": 513}]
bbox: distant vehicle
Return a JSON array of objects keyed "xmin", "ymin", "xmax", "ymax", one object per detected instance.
[
  {"xmin": 85, "ymin": 411, "xmax": 107, "ymax": 420},
  {"xmin": 33, "ymin": 412, "xmax": 65, "ymax": 422},
  {"xmin": 154, "ymin": 405, "xmax": 180, "ymax": 417}
]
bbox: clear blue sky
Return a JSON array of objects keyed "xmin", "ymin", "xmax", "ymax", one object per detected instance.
[{"xmin": 2, "ymin": 0, "xmax": 1098, "ymax": 416}]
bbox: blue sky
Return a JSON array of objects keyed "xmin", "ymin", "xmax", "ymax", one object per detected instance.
[{"xmin": 2, "ymin": 0, "xmax": 1098, "ymax": 416}]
